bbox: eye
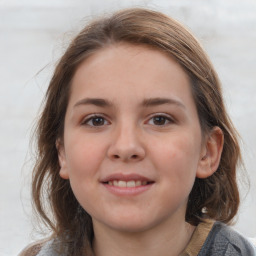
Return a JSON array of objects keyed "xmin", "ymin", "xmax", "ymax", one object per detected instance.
[
  {"xmin": 82, "ymin": 115, "xmax": 109, "ymax": 127},
  {"xmin": 147, "ymin": 115, "xmax": 174, "ymax": 126}
]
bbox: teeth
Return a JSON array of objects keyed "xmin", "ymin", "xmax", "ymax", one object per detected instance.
[
  {"xmin": 127, "ymin": 181, "xmax": 135, "ymax": 187},
  {"xmin": 135, "ymin": 181, "xmax": 141, "ymax": 186},
  {"xmin": 108, "ymin": 180, "xmax": 148, "ymax": 187},
  {"xmin": 118, "ymin": 181, "xmax": 126, "ymax": 187}
]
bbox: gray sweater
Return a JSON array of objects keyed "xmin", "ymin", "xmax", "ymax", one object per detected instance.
[
  {"xmin": 198, "ymin": 222, "xmax": 256, "ymax": 255},
  {"xmin": 36, "ymin": 222, "xmax": 256, "ymax": 255}
]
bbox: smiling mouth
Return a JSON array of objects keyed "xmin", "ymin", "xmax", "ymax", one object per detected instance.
[
  {"xmin": 104, "ymin": 180, "xmax": 153, "ymax": 188},
  {"xmin": 101, "ymin": 173, "xmax": 155, "ymax": 193}
]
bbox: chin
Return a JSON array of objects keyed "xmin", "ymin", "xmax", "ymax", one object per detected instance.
[
  {"xmin": 99, "ymin": 214, "xmax": 160, "ymax": 234},
  {"xmin": 109, "ymin": 222, "xmax": 152, "ymax": 233}
]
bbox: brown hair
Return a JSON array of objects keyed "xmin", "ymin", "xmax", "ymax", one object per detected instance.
[{"xmin": 28, "ymin": 8, "xmax": 241, "ymax": 255}]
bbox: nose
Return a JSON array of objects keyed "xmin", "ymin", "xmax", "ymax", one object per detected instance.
[{"xmin": 107, "ymin": 123, "xmax": 146, "ymax": 162}]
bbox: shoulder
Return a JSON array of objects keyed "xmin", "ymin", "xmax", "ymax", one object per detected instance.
[
  {"xmin": 199, "ymin": 221, "xmax": 256, "ymax": 256},
  {"xmin": 18, "ymin": 239, "xmax": 48, "ymax": 256},
  {"xmin": 19, "ymin": 238, "xmax": 61, "ymax": 256}
]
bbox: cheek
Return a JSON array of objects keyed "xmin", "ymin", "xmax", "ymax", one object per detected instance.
[
  {"xmin": 65, "ymin": 134, "xmax": 106, "ymax": 178},
  {"xmin": 152, "ymin": 133, "xmax": 201, "ymax": 180},
  {"xmin": 64, "ymin": 136, "xmax": 105, "ymax": 209}
]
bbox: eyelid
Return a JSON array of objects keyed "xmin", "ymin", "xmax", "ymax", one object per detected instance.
[
  {"xmin": 79, "ymin": 112, "xmax": 175, "ymax": 127},
  {"xmin": 81, "ymin": 113, "xmax": 110, "ymax": 126},
  {"xmin": 146, "ymin": 113, "xmax": 175, "ymax": 125}
]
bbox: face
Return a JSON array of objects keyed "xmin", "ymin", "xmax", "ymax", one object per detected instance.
[{"xmin": 58, "ymin": 43, "xmax": 210, "ymax": 234}]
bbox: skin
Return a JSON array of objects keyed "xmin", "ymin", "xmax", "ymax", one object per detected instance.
[{"xmin": 57, "ymin": 43, "xmax": 223, "ymax": 256}]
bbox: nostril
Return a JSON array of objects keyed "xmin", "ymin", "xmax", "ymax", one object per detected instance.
[{"xmin": 112, "ymin": 154, "xmax": 138, "ymax": 160}]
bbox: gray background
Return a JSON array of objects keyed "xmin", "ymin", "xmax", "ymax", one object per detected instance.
[{"xmin": 0, "ymin": 0, "xmax": 256, "ymax": 255}]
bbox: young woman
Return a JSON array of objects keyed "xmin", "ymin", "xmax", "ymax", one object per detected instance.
[{"xmin": 20, "ymin": 8, "xmax": 256, "ymax": 256}]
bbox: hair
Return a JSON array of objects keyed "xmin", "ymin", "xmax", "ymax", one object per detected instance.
[{"xmin": 26, "ymin": 7, "xmax": 241, "ymax": 255}]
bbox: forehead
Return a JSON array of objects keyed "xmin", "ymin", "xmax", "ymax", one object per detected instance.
[{"xmin": 70, "ymin": 43, "xmax": 192, "ymax": 102}]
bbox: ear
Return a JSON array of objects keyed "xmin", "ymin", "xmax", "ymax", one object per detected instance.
[
  {"xmin": 56, "ymin": 139, "xmax": 69, "ymax": 180},
  {"xmin": 196, "ymin": 127, "xmax": 224, "ymax": 179}
]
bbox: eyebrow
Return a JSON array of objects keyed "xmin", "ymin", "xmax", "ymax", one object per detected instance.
[
  {"xmin": 141, "ymin": 97, "xmax": 185, "ymax": 109},
  {"xmin": 74, "ymin": 97, "xmax": 185, "ymax": 109},
  {"xmin": 74, "ymin": 98, "xmax": 113, "ymax": 108}
]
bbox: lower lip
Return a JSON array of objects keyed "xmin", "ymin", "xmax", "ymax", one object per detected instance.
[{"xmin": 102, "ymin": 183, "xmax": 154, "ymax": 196}]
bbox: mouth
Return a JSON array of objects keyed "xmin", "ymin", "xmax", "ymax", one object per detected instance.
[
  {"xmin": 100, "ymin": 173, "xmax": 155, "ymax": 195},
  {"xmin": 103, "ymin": 180, "xmax": 154, "ymax": 188}
]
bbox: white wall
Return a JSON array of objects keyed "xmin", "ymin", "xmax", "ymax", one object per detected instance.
[{"xmin": 0, "ymin": 0, "xmax": 255, "ymax": 255}]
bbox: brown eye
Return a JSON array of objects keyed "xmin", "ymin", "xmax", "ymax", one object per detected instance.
[
  {"xmin": 153, "ymin": 116, "xmax": 167, "ymax": 125},
  {"xmin": 82, "ymin": 115, "xmax": 109, "ymax": 127},
  {"xmin": 91, "ymin": 117, "xmax": 105, "ymax": 126},
  {"xmin": 148, "ymin": 115, "xmax": 173, "ymax": 126}
]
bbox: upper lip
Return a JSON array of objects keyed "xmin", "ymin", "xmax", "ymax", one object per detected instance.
[{"xmin": 100, "ymin": 173, "xmax": 154, "ymax": 183}]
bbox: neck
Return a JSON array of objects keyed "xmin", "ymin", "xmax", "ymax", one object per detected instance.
[{"xmin": 92, "ymin": 218, "xmax": 195, "ymax": 256}]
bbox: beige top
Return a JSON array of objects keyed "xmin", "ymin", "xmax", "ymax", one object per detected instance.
[{"xmin": 180, "ymin": 219, "xmax": 214, "ymax": 256}]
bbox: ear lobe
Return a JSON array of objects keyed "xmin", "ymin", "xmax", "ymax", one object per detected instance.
[
  {"xmin": 56, "ymin": 139, "xmax": 69, "ymax": 180},
  {"xmin": 196, "ymin": 127, "xmax": 224, "ymax": 179}
]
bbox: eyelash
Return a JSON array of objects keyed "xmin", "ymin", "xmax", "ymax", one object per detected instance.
[
  {"xmin": 81, "ymin": 113, "xmax": 175, "ymax": 127},
  {"xmin": 81, "ymin": 114, "xmax": 110, "ymax": 127},
  {"xmin": 147, "ymin": 114, "xmax": 174, "ymax": 126}
]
